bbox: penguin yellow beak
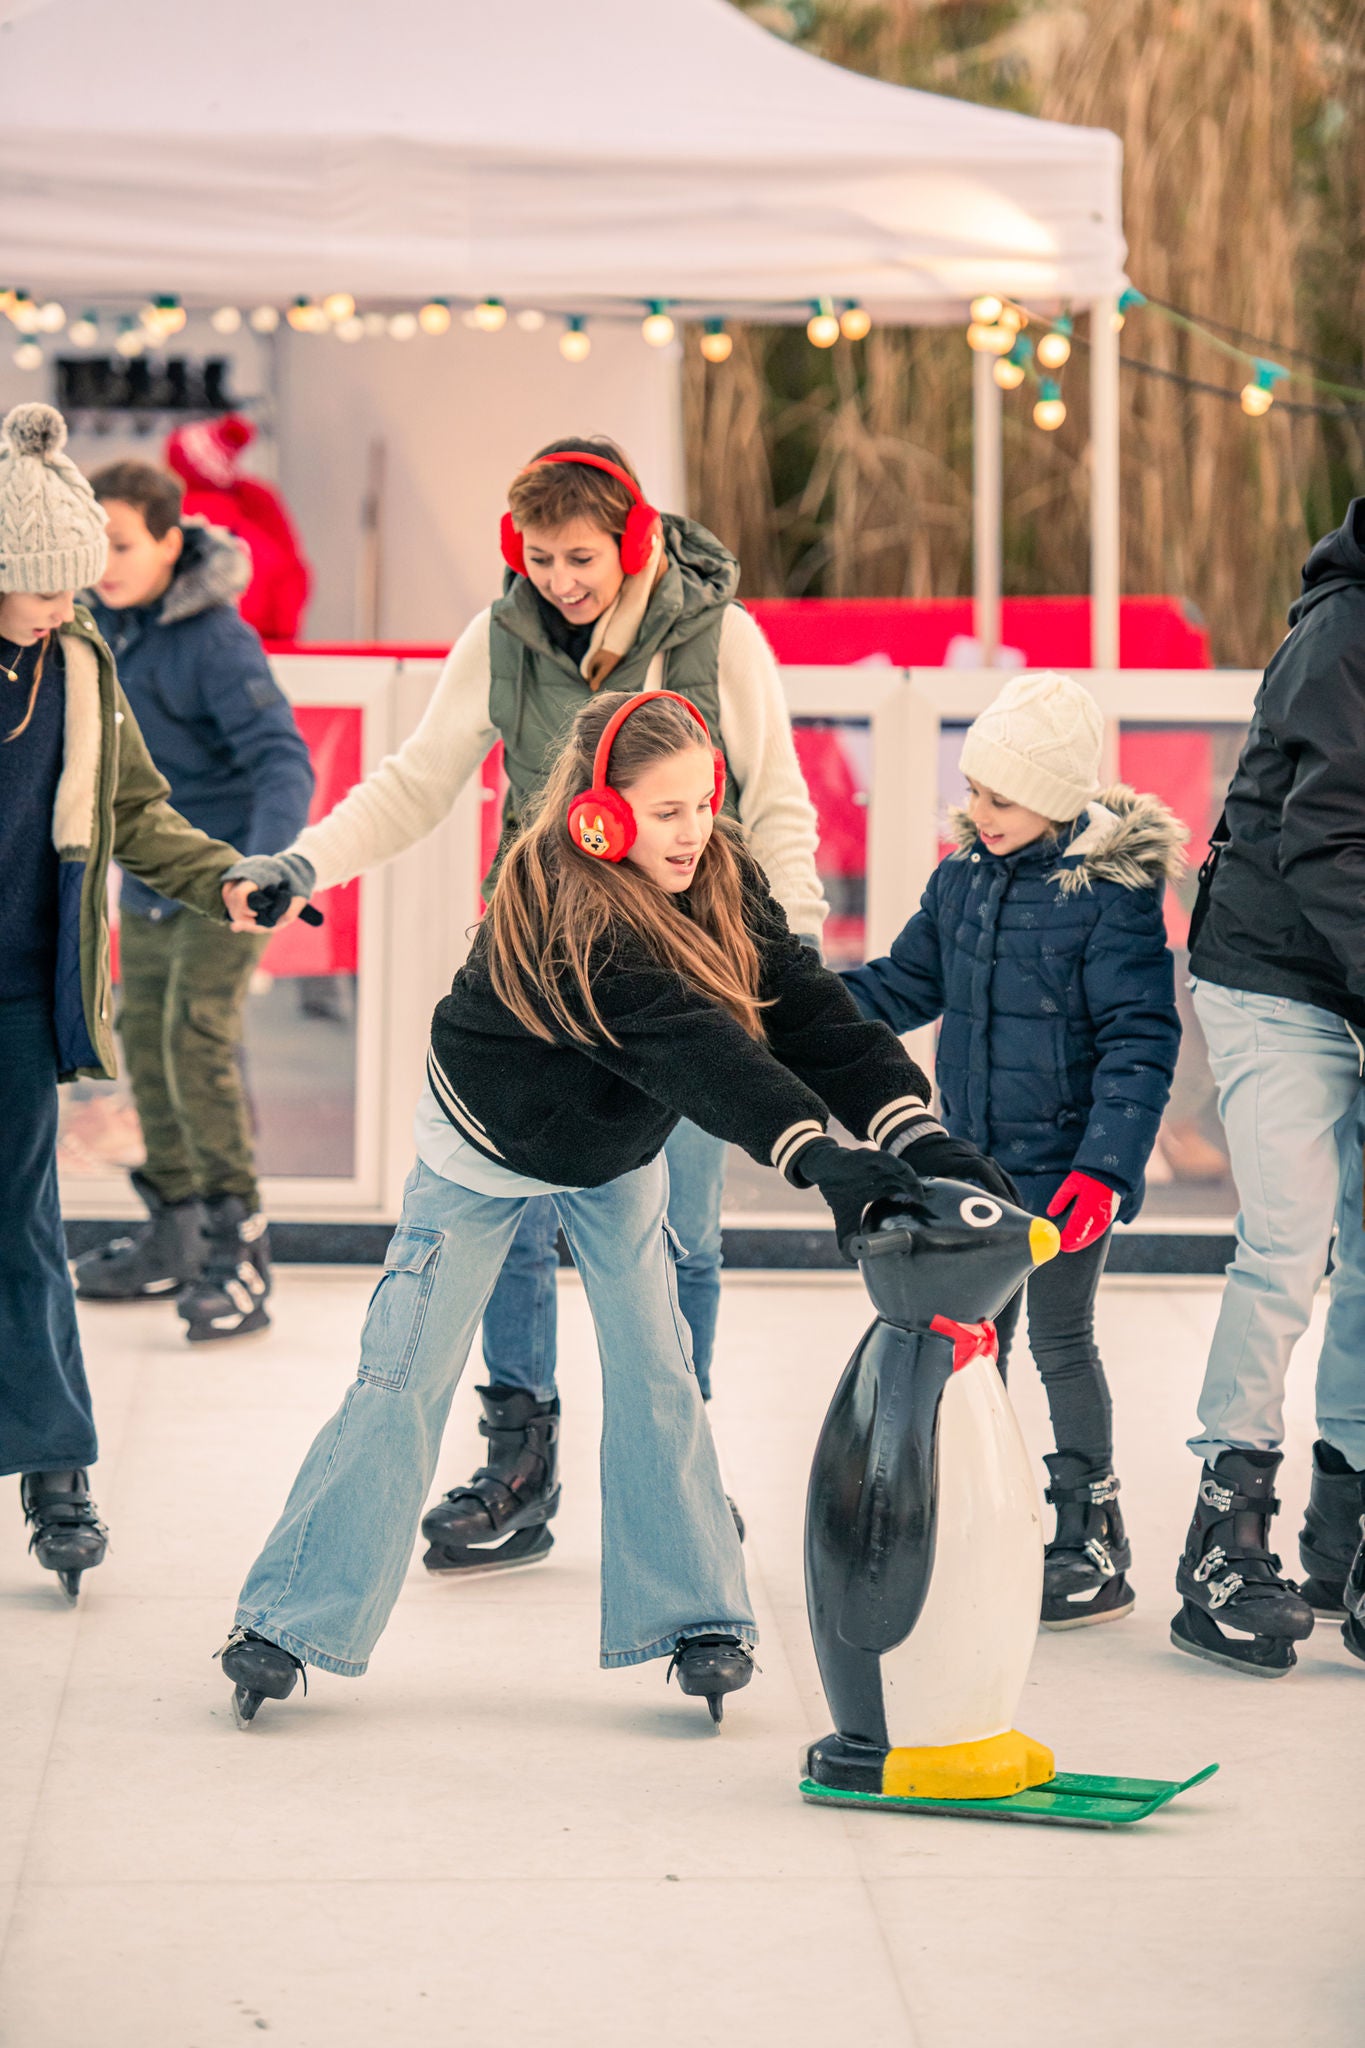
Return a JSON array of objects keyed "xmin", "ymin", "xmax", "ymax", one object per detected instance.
[{"xmin": 1029, "ymin": 1216, "xmax": 1061, "ymax": 1267}]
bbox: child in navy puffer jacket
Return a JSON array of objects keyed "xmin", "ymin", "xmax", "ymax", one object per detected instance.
[{"xmin": 844, "ymin": 671, "xmax": 1183, "ymax": 1630}]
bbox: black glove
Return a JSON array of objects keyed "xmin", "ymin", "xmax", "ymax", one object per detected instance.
[
  {"xmin": 894, "ymin": 1129, "xmax": 1020, "ymax": 1207},
  {"xmin": 793, "ymin": 1137, "xmax": 927, "ymax": 1262},
  {"xmin": 222, "ymin": 852, "xmax": 324, "ymax": 929}
]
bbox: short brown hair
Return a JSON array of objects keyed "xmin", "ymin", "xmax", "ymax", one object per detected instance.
[
  {"xmin": 88, "ymin": 460, "xmax": 184, "ymax": 540},
  {"xmin": 506, "ymin": 436, "xmax": 640, "ymax": 539}
]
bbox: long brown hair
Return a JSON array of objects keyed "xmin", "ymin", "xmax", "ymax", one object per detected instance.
[{"xmin": 485, "ymin": 692, "xmax": 767, "ymax": 1046}]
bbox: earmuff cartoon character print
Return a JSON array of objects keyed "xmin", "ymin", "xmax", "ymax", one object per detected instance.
[
  {"xmin": 501, "ymin": 452, "xmax": 662, "ymax": 577},
  {"xmin": 567, "ymin": 692, "xmax": 727, "ymax": 864}
]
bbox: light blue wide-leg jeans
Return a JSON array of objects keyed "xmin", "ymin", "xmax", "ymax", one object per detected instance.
[
  {"xmin": 1191, "ymin": 980, "xmax": 1365, "ymax": 1467},
  {"xmin": 233, "ymin": 1156, "xmax": 754, "ymax": 1675}
]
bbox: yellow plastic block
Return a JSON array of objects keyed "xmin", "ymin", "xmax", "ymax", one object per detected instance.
[{"xmin": 881, "ymin": 1729, "xmax": 1056, "ymax": 1801}]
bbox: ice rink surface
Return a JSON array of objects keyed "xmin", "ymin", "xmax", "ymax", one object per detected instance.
[{"xmin": 2, "ymin": 1269, "xmax": 1362, "ymax": 2047}]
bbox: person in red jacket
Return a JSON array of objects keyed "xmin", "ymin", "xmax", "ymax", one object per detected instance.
[{"xmin": 164, "ymin": 414, "xmax": 311, "ymax": 641}]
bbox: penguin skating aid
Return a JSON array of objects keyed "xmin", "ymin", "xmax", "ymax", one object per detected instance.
[{"xmin": 799, "ymin": 1181, "xmax": 1217, "ymax": 1828}]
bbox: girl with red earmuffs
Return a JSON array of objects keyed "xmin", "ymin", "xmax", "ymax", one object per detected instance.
[
  {"xmin": 219, "ymin": 689, "xmax": 1012, "ymax": 1731},
  {"xmin": 234, "ymin": 435, "xmax": 831, "ymax": 1569}
]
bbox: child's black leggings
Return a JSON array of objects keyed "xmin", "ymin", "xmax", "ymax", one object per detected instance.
[{"xmin": 992, "ymin": 1230, "xmax": 1113, "ymax": 1469}]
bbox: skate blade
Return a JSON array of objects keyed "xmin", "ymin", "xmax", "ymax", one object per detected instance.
[
  {"xmin": 56, "ymin": 1570, "xmax": 81, "ymax": 1604},
  {"xmin": 800, "ymin": 1764, "xmax": 1218, "ymax": 1829},
  {"xmin": 422, "ymin": 1525, "xmax": 555, "ymax": 1575},
  {"xmin": 1040, "ymin": 1596, "xmax": 1136, "ymax": 1632},
  {"xmin": 1169, "ymin": 1617, "xmax": 1296, "ymax": 1677},
  {"xmin": 230, "ymin": 1687, "xmax": 265, "ymax": 1729}
]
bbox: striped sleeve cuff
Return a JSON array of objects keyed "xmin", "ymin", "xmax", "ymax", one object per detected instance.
[
  {"xmin": 868, "ymin": 1095, "xmax": 945, "ymax": 1153},
  {"xmin": 771, "ymin": 1118, "xmax": 826, "ymax": 1182}
]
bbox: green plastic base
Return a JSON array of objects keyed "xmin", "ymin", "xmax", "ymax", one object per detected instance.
[{"xmin": 799, "ymin": 1763, "xmax": 1218, "ymax": 1829}]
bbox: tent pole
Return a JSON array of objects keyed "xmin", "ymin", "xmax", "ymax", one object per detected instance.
[
  {"xmin": 1090, "ymin": 295, "xmax": 1120, "ymax": 671},
  {"xmin": 972, "ymin": 347, "xmax": 1002, "ymax": 663}
]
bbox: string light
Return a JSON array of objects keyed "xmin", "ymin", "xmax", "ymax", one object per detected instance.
[
  {"xmin": 559, "ymin": 316, "xmax": 591, "ymax": 363},
  {"xmin": 287, "ymin": 298, "xmax": 328, "ymax": 335},
  {"xmin": 250, "ymin": 305, "xmax": 281, "ymax": 334},
  {"xmin": 11, "ymin": 296, "xmax": 40, "ymax": 334},
  {"xmin": 322, "ymin": 292, "xmax": 355, "ymax": 323},
  {"xmin": 993, "ymin": 355, "xmax": 1027, "ymax": 390},
  {"xmin": 641, "ymin": 301, "xmax": 675, "ymax": 347},
  {"xmin": 515, "ymin": 309, "xmax": 546, "ymax": 332},
  {"xmin": 114, "ymin": 320, "xmax": 144, "ymax": 359},
  {"xmin": 211, "ymin": 306, "xmax": 243, "ymax": 335},
  {"xmin": 419, "ymin": 299, "xmax": 452, "ymax": 335},
  {"xmin": 970, "ymin": 295, "xmax": 1004, "ymax": 325},
  {"xmin": 1241, "ymin": 358, "xmax": 1287, "ymax": 416},
  {"xmin": 13, "ymin": 340, "xmax": 43, "ymax": 371},
  {"xmin": 999, "ymin": 304, "xmax": 1025, "ymax": 333},
  {"xmin": 68, "ymin": 313, "xmax": 99, "ymax": 348},
  {"xmin": 967, "ymin": 320, "xmax": 1015, "ymax": 355},
  {"xmin": 1033, "ymin": 378, "xmax": 1067, "ymax": 431},
  {"xmin": 159, "ymin": 297, "xmax": 187, "ymax": 336},
  {"xmin": 1112, "ymin": 286, "xmax": 1145, "ymax": 334},
  {"xmin": 839, "ymin": 302, "xmax": 871, "ymax": 341},
  {"xmin": 36, "ymin": 301, "xmax": 66, "ymax": 333},
  {"xmin": 700, "ymin": 320, "xmax": 733, "ymax": 364},
  {"xmin": 1036, "ymin": 313, "xmax": 1073, "ymax": 370},
  {"xmin": 473, "ymin": 298, "xmax": 508, "ymax": 333},
  {"xmin": 807, "ymin": 298, "xmax": 840, "ymax": 348},
  {"xmin": 388, "ymin": 311, "xmax": 419, "ymax": 340}
]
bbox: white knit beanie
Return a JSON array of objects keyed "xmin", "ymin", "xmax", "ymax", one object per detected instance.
[
  {"xmin": 958, "ymin": 670, "xmax": 1104, "ymax": 822},
  {"xmin": 0, "ymin": 403, "xmax": 109, "ymax": 593}
]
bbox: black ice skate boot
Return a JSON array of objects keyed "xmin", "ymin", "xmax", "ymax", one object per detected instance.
[
  {"xmin": 218, "ymin": 1627, "xmax": 306, "ymax": 1727},
  {"xmin": 21, "ymin": 1469, "xmax": 108, "ymax": 1601},
  {"xmin": 666, "ymin": 1634, "xmax": 755, "ymax": 1726},
  {"xmin": 1298, "ymin": 1440, "xmax": 1365, "ymax": 1615},
  {"xmin": 177, "ymin": 1196, "xmax": 271, "ymax": 1343},
  {"xmin": 1342, "ymin": 1519, "xmax": 1365, "ymax": 1664},
  {"xmin": 421, "ymin": 1386, "xmax": 560, "ymax": 1573},
  {"xmin": 1171, "ymin": 1449, "xmax": 1315, "ymax": 1676},
  {"xmin": 73, "ymin": 1170, "xmax": 204, "ymax": 1302},
  {"xmin": 1040, "ymin": 1454, "xmax": 1135, "ymax": 1630}
]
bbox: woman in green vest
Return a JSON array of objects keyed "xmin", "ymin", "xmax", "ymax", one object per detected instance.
[{"xmin": 247, "ymin": 438, "xmax": 828, "ymax": 1567}]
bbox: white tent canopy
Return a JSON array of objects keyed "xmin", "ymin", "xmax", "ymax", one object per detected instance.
[{"xmin": 0, "ymin": 0, "xmax": 1124, "ymax": 317}]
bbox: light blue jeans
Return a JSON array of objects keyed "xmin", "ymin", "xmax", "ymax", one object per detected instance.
[
  {"xmin": 234, "ymin": 1154, "xmax": 755, "ymax": 1675},
  {"xmin": 482, "ymin": 1120, "xmax": 728, "ymax": 1400},
  {"xmin": 1192, "ymin": 980, "xmax": 1365, "ymax": 1467}
]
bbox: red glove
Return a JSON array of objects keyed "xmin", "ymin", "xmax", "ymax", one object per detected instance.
[{"xmin": 1046, "ymin": 1172, "xmax": 1120, "ymax": 1253}]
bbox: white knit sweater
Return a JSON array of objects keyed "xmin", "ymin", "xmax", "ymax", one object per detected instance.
[{"xmin": 290, "ymin": 604, "xmax": 829, "ymax": 935}]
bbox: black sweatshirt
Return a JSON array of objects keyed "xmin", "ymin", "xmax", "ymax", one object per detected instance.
[{"xmin": 428, "ymin": 855, "xmax": 933, "ymax": 1189}]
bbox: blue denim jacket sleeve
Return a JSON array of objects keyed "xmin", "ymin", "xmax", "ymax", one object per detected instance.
[{"xmin": 839, "ymin": 871, "xmax": 946, "ymax": 1034}]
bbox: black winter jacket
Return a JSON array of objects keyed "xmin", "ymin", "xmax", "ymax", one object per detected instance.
[
  {"xmin": 1191, "ymin": 499, "xmax": 1365, "ymax": 1024},
  {"xmin": 428, "ymin": 853, "xmax": 933, "ymax": 1189}
]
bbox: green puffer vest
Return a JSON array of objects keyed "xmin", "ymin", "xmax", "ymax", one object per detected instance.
[{"xmin": 486, "ymin": 513, "xmax": 742, "ymax": 887}]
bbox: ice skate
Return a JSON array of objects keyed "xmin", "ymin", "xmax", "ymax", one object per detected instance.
[
  {"xmin": 219, "ymin": 1628, "xmax": 305, "ymax": 1727},
  {"xmin": 1171, "ymin": 1449, "xmax": 1314, "ymax": 1675},
  {"xmin": 666, "ymin": 1633, "xmax": 754, "ymax": 1726},
  {"xmin": 178, "ymin": 1196, "xmax": 271, "ymax": 1342},
  {"xmin": 422, "ymin": 1386, "xmax": 560, "ymax": 1574},
  {"xmin": 21, "ymin": 1470, "xmax": 108, "ymax": 1602},
  {"xmin": 1040, "ymin": 1454, "xmax": 1135, "ymax": 1630},
  {"xmin": 1297, "ymin": 1439, "xmax": 1365, "ymax": 1615},
  {"xmin": 73, "ymin": 1169, "xmax": 203, "ymax": 1301},
  {"xmin": 1342, "ymin": 1520, "xmax": 1365, "ymax": 1664}
]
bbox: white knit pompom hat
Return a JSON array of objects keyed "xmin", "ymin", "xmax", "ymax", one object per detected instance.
[
  {"xmin": 958, "ymin": 670, "xmax": 1104, "ymax": 822},
  {"xmin": 0, "ymin": 402, "xmax": 109, "ymax": 593}
]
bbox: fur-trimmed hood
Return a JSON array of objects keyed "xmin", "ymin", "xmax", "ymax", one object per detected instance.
[
  {"xmin": 948, "ymin": 783, "xmax": 1187, "ymax": 895},
  {"xmin": 158, "ymin": 516, "xmax": 250, "ymax": 623}
]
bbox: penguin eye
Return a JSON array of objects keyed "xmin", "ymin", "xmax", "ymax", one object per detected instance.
[{"xmin": 959, "ymin": 1196, "xmax": 1002, "ymax": 1230}]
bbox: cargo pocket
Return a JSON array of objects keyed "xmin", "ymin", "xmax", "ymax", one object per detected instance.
[
  {"xmin": 662, "ymin": 1221, "xmax": 696, "ymax": 1374},
  {"xmin": 358, "ymin": 1226, "xmax": 444, "ymax": 1391}
]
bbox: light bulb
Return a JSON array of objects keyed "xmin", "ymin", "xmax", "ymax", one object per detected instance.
[
  {"xmin": 211, "ymin": 305, "xmax": 243, "ymax": 335},
  {"xmin": 700, "ymin": 323, "xmax": 733, "ymax": 364},
  {"xmin": 138, "ymin": 300, "xmax": 162, "ymax": 331},
  {"xmin": 559, "ymin": 319, "xmax": 591, "ymax": 362},
  {"xmin": 36, "ymin": 301, "xmax": 66, "ymax": 333},
  {"xmin": 334, "ymin": 314, "xmax": 365, "ymax": 342},
  {"xmin": 419, "ymin": 299, "xmax": 452, "ymax": 335},
  {"xmin": 1111, "ymin": 309, "xmax": 1126, "ymax": 333},
  {"xmin": 250, "ymin": 305, "xmax": 281, "ymax": 333},
  {"xmin": 11, "ymin": 298, "xmax": 40, "ymax": 334},
  {"xmin": 641, "ymin": 304, "xmax": 675, "ymax": 347},
  {"xmin": 159, "ymin": 302, "xmax": 187, "ymax": 335},
  {"xmin": 970, "ymin": 295, "xmax": 1004, "ymax": 325},
  {"xmin": 69, "ymin": 315, "xmax": 99, "ymax": 348},
  {"xmin": 993, "ymin": 357, "xmax": 1027, "ymax": 390},
  {"xmin": 323, "ymin": 292, "xmax": 355, "ymax": 323},
  {"xmin": 1036, "ymin": 331, "xmax": 1071, "ymax": 370},
  {"xmin": 388, "ymin": 311, "xmax": 418, "ymax": 340},
  {"xmin": 13, "ymin": 340, "xmax": 43, "ymax": 371},
  {"xmin": 362, "ymin": 311, "xmax": 388, "ymax": 337},
  {"xmin": 1241, "ymin": 382, "xmax": 1274, "ymax": 417},
  {"xmin": 839, "ymin": 304, "xmax": 871, "ymax": 341},
  {"xmin": 115, "ymin": 327, "xmax": 144, "ymax": 358},
  {"xmin": 967, "ymin": 321, "xmax": 1014, "ymax": 355},
  {"xmin": 515, "ymin": 308, "xmax": 545, "ymax": 332},
  {"xmin": 287, "ymin": 299, "xmax": 324, "ymax": 333},
  {"xmin": 807, "ymin": 311, "xmax": 840, "ymax": 348},
  {"xmin": 1033, "ymin": 396, "xmax": 1067, "ymax": 430},
  {"xmin": 473, "ymin": 298, "xmax": 508, "ymax": 333},
  {"xmin": 998, "ymin": 304, "xmax": 1024, "ymax": 332}
]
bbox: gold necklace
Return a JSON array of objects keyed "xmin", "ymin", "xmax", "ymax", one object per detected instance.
[{"xmin": 0, "ymin": 639, "xmax": 20, "ymax": 684}]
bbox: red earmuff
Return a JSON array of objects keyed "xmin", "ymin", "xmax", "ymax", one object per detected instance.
[
  {"xmin": 501, "ymin": 452, "xmax": 661, "ymax": 578},
  {"xmin": 567, "ymin": 691, "xmax": 726, "ymax": 863}
]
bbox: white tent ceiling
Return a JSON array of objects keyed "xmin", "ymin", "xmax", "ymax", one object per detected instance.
[{"xmin": 0, "ymin": 0, "xmax": 1125, "ymax": 321}]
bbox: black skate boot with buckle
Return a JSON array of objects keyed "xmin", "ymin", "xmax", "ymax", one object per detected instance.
[
  {"xmin": 1171, "ymin": 1448, "xmax": 1315, "ymax": 1675},
  {"xmin": 217, "ymin": 1626, "xmax": 306, "ymax": 1727},
  {"xmin": 666, "ymin": 1633, "xmax": 755, "ymax": 1726},
  {"xmin": 1040, "ymin": 1453, "xmax": 1135, "ymax": 1630},
  {"xmin": 421, "ymin": 1386, "xmax": 560, "ymax": 1573},
  {"xmin": 1342, "ymin": 1517, "xmax": 1365, "ymax": 1664},
  {"xmin": 73, "ymin": 1169, "xmax": 204, "ymax": 1302},
  {"xmin": 177, "ymin": 1196, "xmax": 272, "ymax": 1343},
  {"xmin": 21, "ymin": 1469, "xmax": 108, "ymax": 1601},
  {"xmin": 1298, "ymin": 1439, "xmax": 1365, "ymax": 1616}
]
